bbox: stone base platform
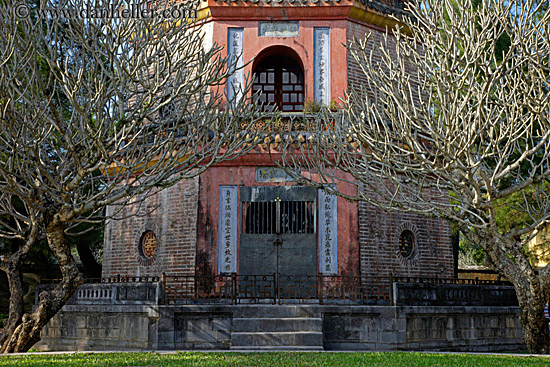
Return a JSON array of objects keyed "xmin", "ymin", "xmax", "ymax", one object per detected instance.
[{"xmin": 35, "ymin": 304, "xmax": 525, "ymax": 352}]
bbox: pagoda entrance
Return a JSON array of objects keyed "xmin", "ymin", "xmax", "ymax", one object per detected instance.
[{"xmin": 239, "ymin": 186, "xmax": 317, "ymax": 281}]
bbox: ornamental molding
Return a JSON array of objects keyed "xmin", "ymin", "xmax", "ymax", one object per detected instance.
[
  {"xmin": 136, "ymin": 223, "xmax": 161, "ymax": 267},
  {"xmin": 395, "ymin": 221, "xmax": 420, "ymax": 266}
]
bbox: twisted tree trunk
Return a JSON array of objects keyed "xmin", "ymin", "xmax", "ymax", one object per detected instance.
[
  {"xmin": 0, "ymin": 221, "xmax": 83, "ymax": 353},
  {"xmin": 0, "ymin": 262, "xmax": 24, "ymax": 352},
  {"xmin": 511, "ymin": 269, "xmax": 550, "ymax": 354},
  {"xmin": 519, "ymin": 297, "xmax": 550, "ymax": 354},
  {"xmin": 481, "ymin": 233, "xmax": 550, "ymax": 354},
  {"xmin": 0, "ymin": 219, "xmax": 40, "ymax": 353}
]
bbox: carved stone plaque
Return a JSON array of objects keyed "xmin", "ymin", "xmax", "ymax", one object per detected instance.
[
  {"xmin": 259, "ymin": 21, "xmax": 299, "ymax": 37},
  {"xmin": 255, "ymin": 167, "xmax": 295, "ymax": 182},
  {"xmin": 227, "ymin": 28, "xmax": 244, "ymax": 105}
]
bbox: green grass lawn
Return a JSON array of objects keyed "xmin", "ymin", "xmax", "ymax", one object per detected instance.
[{"xmin": 1, "ymin": 352, "xmax": 549, "ymax": 367}]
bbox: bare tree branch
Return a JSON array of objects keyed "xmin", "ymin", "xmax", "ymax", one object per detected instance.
[
  {"xmin": 278, "ymin": 0, "xmax": 550, "ymax": 353},
  {"xmin": 0, "ymin": 0, "xmax": 270, "ymax": 352}
]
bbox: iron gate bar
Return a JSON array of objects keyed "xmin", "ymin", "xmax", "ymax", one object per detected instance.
[
  {"xmin": 243, "ymin": 200, "xmax": 315, "ymax": 235},
  {"xmin": 43, "ymin": 275, "xmax": 512, "ymax": 306},
  {"xmin": 161, "ymin": 273, "xmax": 399, "ymax": 305}
]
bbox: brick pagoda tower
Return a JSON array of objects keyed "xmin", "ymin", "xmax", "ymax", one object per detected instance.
[{"xmin": 101, "ymin": 0, "xmax": 453, "ymax": 294}]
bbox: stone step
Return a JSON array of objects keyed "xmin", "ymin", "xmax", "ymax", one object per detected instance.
[
  {"xmin": 231, "ymin": 331, "xmax": 323, "ymax": 347},
  {"xmin": 233, "ymin": 317, "xmax": 322, "ymax": 333},
  {"xmin": 232, "ymin": 305, "xmax": 319, "ymax": 319}
]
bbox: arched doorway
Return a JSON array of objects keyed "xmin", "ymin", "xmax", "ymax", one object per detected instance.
[{"xmin": 253, "ymin": 50, "xmax": 305, "ymax": 112}]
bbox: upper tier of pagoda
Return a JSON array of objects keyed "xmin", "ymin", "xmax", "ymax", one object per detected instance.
[{"xmin": 198, "ymin": 0, "xmax": 408, "ymax": 29}]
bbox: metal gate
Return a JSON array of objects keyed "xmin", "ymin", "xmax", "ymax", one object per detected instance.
[{"xmin": 239, "ymin": 186, "xmax": 317, "ymax": 301}]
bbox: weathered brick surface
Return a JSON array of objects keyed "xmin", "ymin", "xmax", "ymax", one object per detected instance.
[
  {"xmin": 347, "ymin": 20, "xmax": 421, "ymax": 108},
  {"xmin": 101, "ymin": 171, "xmax": 452, "ymax": 281},
  {"xmin": 101, "ymin": 21, "xmax": 451, "ymax": 282},
  {"xmin": 102, "ymin": 176, "xmax": 199, "ymax": 278},
  {"xmin": 347, "ymin": 21, "xmax": 397, "ymax": 95},
  {"xmin": 348, "ymin": 21, "xmax": 453, "ymax": 280},
  {"xmin": 358, "ymin": 192, "xmax": 453, "ymax": 280}
]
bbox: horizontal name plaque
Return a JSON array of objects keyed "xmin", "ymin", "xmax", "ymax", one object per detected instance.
[
  {"xmin": 259, "ymin": 21, "xmax": 299, "ymax": 37},
  {"xmin": 256, "ymin": 167, "xmax": 296, "ymax": 182}
]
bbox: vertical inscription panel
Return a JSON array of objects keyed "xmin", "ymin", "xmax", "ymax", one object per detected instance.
[
  {"xmin": 319, "ymin": 188, "xmax": 337, "ymax": 274},
  {"xmin": 218, "ymin": 186, "xmax": 238, "ymax": 274},
  {"xmin": 314, "ymin": 27, "xmax": 331, "ymax": 105},
  {"xmin": 227, "ymin": 28, "xmax": 244, "ymax": 105}
]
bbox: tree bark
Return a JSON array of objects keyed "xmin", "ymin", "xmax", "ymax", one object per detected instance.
[
  {"xmin": 0, "ymin": 221, "xmax": 83, "ymax": 353},
  {"xmin": 0, "ymin": 220, "xmax": 39, "ymax": 354},
  {"xmin": 491, "ymin": 249, "xmax": 549, "ymax": 352},
  {"xmin": 518, "ymin": 296, "xmax": 550, "ymax": 354},
  {"xmin": 461, "ymin": 226, "xmax": 550, "ymax": 353},
  {"xmin": 509, "ymin": 265, "xmax": 550, "ymax": 354},
  {"xmin": 0, "ymin": 263, "xmax": 24, "ymax": 353}
]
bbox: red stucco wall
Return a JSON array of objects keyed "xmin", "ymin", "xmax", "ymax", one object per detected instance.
[
  {"xmin": 211, "ymin": 19, "xmax": 348, "ymax": 104},
  {"xmin": 196, "ymin": 152, "xmax": 360, "ymax": 276}
]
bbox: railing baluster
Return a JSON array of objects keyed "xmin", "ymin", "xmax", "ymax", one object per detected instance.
[
  {"xmin": 389, "ymin": 273, "xmax": 394, "ymax": 306},
  {"xmin": 49, "ymin": 274, "xmax": 511, "ymax": 306},
  {"xmin": 161, "ymin": 272, "xmax": 166, "ymax": 305},
  {"xmin": 319, "ymin": 275, "xmax": 324, "ymax": 305},
  {"xmin": 253, "ymin": 275, "xmax": 258, "ymax": 303},
  {"xmin": 232, "ymin": 273, "xmax": 236, "ymax": 305},
  {"xmin": 272, "ymin": 273, "xmax": 277, "ymax": 305}
]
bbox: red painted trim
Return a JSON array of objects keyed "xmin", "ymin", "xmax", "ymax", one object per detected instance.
[
  {"xmin": 211, "ymin": 15, "xmax": 388, "ymax": 32},
  {"xmin": 212, "ymin": 16, "xmax": 351, "ymax": 21},
  {"xmin": 209, "ymin": 6, "xmax": 353, "ymax": 19}
]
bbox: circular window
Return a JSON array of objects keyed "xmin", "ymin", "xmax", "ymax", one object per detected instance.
[
  {"xmin": 399, "ymin": 230, "xmax": 415, "ymax": 259},
  {"xmin": 140, "ymin": 231, "xmax": 158, "ymax": 259},
  {"xmin": 159, "ymin": 101, "xmax": 175, "ymax": 120}
]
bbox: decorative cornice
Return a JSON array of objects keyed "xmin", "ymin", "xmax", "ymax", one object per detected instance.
[
  {"xmin": 210, "ymin": 0, "xmax": 406, "ymax": 17},
  {"xmin": 214, "ymin": 0, "xmax": 344, "ymax": 6},
  {"xmin": 214, "ymin": 0, "xmax": 342, "ymax": 3},
  {"xmin": 202, "ymin": 0, "xmax": 408, "ymax": 31}
]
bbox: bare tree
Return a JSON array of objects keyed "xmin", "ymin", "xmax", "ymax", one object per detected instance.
[
  {"xmin": 278, "ymin": 0, "xmax": 550, "ymax": 353},
  {"xmin": 0, "ymin": 0, "xmax": 266, "ymax": 352}
]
